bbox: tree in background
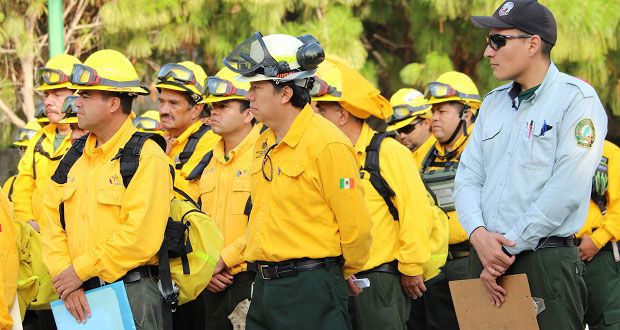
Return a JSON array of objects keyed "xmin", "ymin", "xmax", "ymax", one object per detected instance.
[{"xmin": 1, "ymin": 0, "xmax": 619, "ymax": 145}]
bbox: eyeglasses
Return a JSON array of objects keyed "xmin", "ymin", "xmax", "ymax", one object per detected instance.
[
  {"xmin": 71, "ymin": 64, "xmax": 140, "ymax": 88},
  {"xmin": 486, "ymin": 34, "xmax": 533, "ymax": 51},
  {"xmin": 203, "ymin": 76, "xmax": 246, "ymax": 97},
  {"xmin": 262, "ymin": 143, "xmax": 279, "ymax": 181},
  {"xmin": 61, "ymin": 95, "xmax": 79, "ymax": 115},
  {"xmin": 396, "ymin": 119, "xmax": 423, "ymax": 135},
  {"xmin": 309, "ymin": 78, "xmax": 341, "ymax": 97},
  {"xmin": 133, "ymin": 117, "xmax": 163, "ymax": 131},
  {"xmin": 157, "ymin": 63, "xmax": 204, "ymax": 91},
  {"xmin": 36, "ymin": 67, "xmax": 70, "ymax": 85},
  {"xmin": 424, "ymin": 82, "xmax": 480, "ymax": 101}
]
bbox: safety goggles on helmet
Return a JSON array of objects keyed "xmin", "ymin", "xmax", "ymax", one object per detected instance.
[
  {"xmin": 133, "ymin": 117, "xmax": 163, "ymax": 131},
  {"xmin": 70, "ymin": 64, "xmax": 141, "ymax": 88},
  {"xmin": 203, "ymin": 76, "xmax": 247, "ymax": 97},
  {"xmin": 486, "ymin": 34, "xmax": 533, "ymax": 51},
  {"xmin": 61, "ymin": 95, "xmax": 79, "ymax": 115},
  {"xmin": 35, "ymin": 67, "xmax": 70, "ymax": 86},
  {"xmin": 424, "ymin": 82, "xmax": 481, "ymax": 102},
  {"xmin": 13, "ymin": 128, "xmax": 38, "ymax": 144},
  {"xmin": 309, "ymin": 78, "xmax": 341, "ymax": 97},
  {"xmin": 390, "ymin": 104, "xmax": 431, "ymax": 122},
  {"xmin": 34, "ymin": 103, "xmax": 46, "ymax": 119},
  {"xmin": 156, "ymin": 63, "xmax": 204, "ymax": 92}
]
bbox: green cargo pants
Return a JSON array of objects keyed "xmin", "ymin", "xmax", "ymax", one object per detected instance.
[
  {"xmin": 126, "ymin": 277, "xmax": 163, "ymax": 330},
  {"xmin": 468, "ymin": 246, "xmax": 587, "ymax": 330},
  {"xmin": 349, "ymin": 272, "xmax": 409, "ymax": 330},
  {"xmin": 584, "ymin": 249, "xmax": 620, "ymax": 329},
  {"xmin": 246, "ymin": 264, "xmax": 351, "ymax": 330}
]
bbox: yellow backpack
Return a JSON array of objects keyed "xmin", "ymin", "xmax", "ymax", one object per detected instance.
[{"xmin": 14, "ymin": 221, "xmax": 58, "ymax": 320}]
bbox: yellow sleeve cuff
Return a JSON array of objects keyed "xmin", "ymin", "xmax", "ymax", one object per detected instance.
[
  {"xmin": 221, "ymin": 245, "xmax": 245, "ymax": 270},
  {"xmin": 591, "ymin": 228, "xmax": 614, "ymax": 249},
  {"xmin": 73, "ymin": 253, "xmax": 96, "ymax": 282},
  {"xmin": 398, "ymin": 263, "xmax": 423, "ymax": 277}
]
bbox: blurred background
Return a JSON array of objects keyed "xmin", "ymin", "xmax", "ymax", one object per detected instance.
[{"xmin": 1, "ymin": 0, "xmax": 619, "ymax": 182}]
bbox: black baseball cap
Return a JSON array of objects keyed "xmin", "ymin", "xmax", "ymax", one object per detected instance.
[{"xmin": 471, "ymin": 0, "xmax": 557, "ymax": 45}]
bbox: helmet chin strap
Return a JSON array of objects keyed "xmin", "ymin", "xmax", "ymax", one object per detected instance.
[{"xmin": 442, "ymin": 104, "xmax": 470, "ymax": 146}]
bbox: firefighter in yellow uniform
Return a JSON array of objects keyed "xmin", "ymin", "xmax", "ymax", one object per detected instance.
[
  {"xmin": 41, "ymin": 49, "xmax": 173, "ymax": 330},
  {"xmin": 194, "ymin": 67, "xmax": 258, "ymax": 330},
  {"xmin": 1, "ymin": 189, "xmax": 19, "ymax": 330},
  {"xmin": 3, "ymin": 121, "xmax": 42, "ymax": 201},
  {"xmin": 156, "ymin": 61, "xmax": 220, "ymax": 201},
  {"xmin": 312, "ymin": 55, "xmax": 433, "ymax": 330},
  {"xmin": 417, "ymin": 71, "xmax": 481, "ymax": 330},
  {"xmin": 221, "ymin": 32, "xmax": 372, "ymax": 330},
  {"xmin": 12, "ymin": 54, "xmax": 80, "ymax": 234},
  {"xmin": 577, "ymin": 140, "xmax": 620, "ymax": 330},
  {"xmin": 386, "ymin": 89, "xmax": 436, "ymax": 169}
]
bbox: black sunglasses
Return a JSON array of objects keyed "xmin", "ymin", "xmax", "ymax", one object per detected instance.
[
  {"xmin": 486, "ymin": 34, "xmax": 533, "ymax": 50},
  {"xmin": 396, "ymin": 119, "xmax": 424, "ymax": 135}
]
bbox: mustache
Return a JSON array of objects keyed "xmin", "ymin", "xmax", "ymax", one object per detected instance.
[{"xmin": 160, "ymin": 114, "xmax": 174, "ymax": 120}]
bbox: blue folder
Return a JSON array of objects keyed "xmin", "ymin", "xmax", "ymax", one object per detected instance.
[{"xmin": 51, "ymin": 281, "xmax": 135, "ymax": 330}]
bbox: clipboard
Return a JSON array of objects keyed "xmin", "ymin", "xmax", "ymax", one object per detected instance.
[
  {"xmin": 51, "ymin": 281, "xmax": 135, "ymax": 330},
  {"xmin": 449, "ymin": 274, "xmax": 539, "ymax": 330}
]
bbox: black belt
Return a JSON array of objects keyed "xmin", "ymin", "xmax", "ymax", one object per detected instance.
[
  {"xmin": 535, "ymin": 236, "xmax": 576, "ymax": 249},
  {"xmin": 356, "ymin": 260, "xmax": 399, "ymax": 276},
  {"xmin": 256, "ymin": 257, "xmax": 343, "ymax": 280},
  {"xmin": 233, "ymin": 271, "xmax": 256, "ymax": 283},
  {"xmin": 447, "ymin": 240, "xmax": 471, "ymax": 260},
  {"xmin": 82, "ymin": 265, "xmax": 159, "ymax": 290}
]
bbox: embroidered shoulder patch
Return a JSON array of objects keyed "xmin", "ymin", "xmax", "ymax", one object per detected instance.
[{"xmin": 574, "ymin": 119, "xmax": 595, "ymax": 148}]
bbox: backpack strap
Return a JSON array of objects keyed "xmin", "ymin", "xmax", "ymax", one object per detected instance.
[
  {"xmin": 113, "ymin": 132, "xmax": 167, "ymax": 188},
  {"xmin": 32, "ymin": 134, "xmax": 65, "ymax": 179},
  {"xmin": 243, "ymin": 196, "xmax": 252, "ymax": 218},
  {"xmin": 185, "ymin": 150, "xmax": 213, "ymax": 181},
  {"xmin": 7, "ymin": 175, "xmax": 16, "ymax": 202},
  {"xmin": 51, "ymin": 133, "xmax": 89, "ymax": 230},
  {"xmin": 363, "ymin": 132, "xmax": 399, "ymax": 221},
  {"xmin": 175, "ymin": 124, "xmax": 211, "ymax": 170}
]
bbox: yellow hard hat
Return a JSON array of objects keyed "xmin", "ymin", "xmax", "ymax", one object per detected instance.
[
  {"xmin": 312, "ymin": 55, "xmax": 392, "ymax": 120},
  {"xmin": 36, "ymin": 54, "xmax": 82, "ymax": 91},
  {"xmin": 34, "ymin": 102, "xmax": 49, "ymax": 123},
  {"xmin": 200, "ymin": 67, "xmax": 250, "ymax": 104},
  {"xmin": 13, "ymin": 120, "xmax": 41, "ymax": 147},
  {"xmin": 424, "ymin": 71, "xmax": 481, "ymax": 110},
  {"xmin": 386, "ymin": 89, "xmax": 432, "ymax": 132},
  {"xmin": 133, "ymin": 110, "xmax": 165, "ymax": 133},
  {"xmin": 69, "ymin": 49, "xmax": 150, "ymax": 95},
  {"xmin": 155, "ymin": 61, "xmax": 207, "ymax": 103},
  {"xmin": 58, "ymin": 95, "xmax": 79, "ymax": 124},
  {"xmin": 224, "ymin": 32, "xmax": 324, "ymax": 85}
]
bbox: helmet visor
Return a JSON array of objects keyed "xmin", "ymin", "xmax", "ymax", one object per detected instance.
[
  {"xmin": 14, "ymin": 128, "xmax": 37, "ymax": 143},
  {"xmin": 157, "ymin": 63, "xmax": 203, "ymax": 92},
  {"xmin": 34, "ymin": 102, "xmax": 47, "ymax": 119},
  {"xmin": 36, "ymin": 67, "xmax": 70, "ymax": 85},
  {"xmin": 204, "ymin": 76, "xmax": 246, "ymax": 97},
  {"xmin": 223, "ymin": 32, "xmax": 279, "ymax": 77},
  {"xmin": 133, "ymin": 117, "xmax": 163, "ymax": 131},
  {"xmin": 424, "ymin": 81, "xmax": 481, "ymax": 102},
  {"xmin": 61, "ymin": 95, "xmax": 79, "ymax": 115}
]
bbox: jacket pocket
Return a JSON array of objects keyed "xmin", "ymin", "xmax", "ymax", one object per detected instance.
[{"xmin": 271, "ymin": 160, "xmax": 305, "ymax": 219}]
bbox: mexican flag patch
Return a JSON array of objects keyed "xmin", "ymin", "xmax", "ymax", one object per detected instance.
[{"xmin": 340, "ymin": 178, "xmax": 355, "ymax": 189}]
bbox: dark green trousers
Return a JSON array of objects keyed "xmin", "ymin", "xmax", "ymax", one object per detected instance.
[
  {"xmin": 349, "ymin": 272, "xmax": 409, "ymax": 330},
  {"xmin": 584, "ymin": 250, "xmax": 620, "ymax": 329},
  {"xmin": 468, "ymin": 246, "xmax": 587, "ymax": 330},
  {"xmin": 204, "ymin": 273, "xmax": 253, "ymax": 330},
  {"xmin": 407, "ymin": 268, "xmax": 462, "ymax": 330},
  {"xmin": 247, "ymin": 264, "xmax": 351, "ymax": 330},
  {"xmin": 22, "ymin": 309, "xmax": 57, "ymax": 330},
  {"xmin": 172, "ymin": 289, "xmax": 206, "ymax": 330}
]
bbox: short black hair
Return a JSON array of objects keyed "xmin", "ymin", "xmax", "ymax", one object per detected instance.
[
  {"xmin": 101, "ymin": 91, "xmax": 135, "ymax": 115},
  {"xmin": 269, "ymin": 80, "xmax": 311, "ymax": 109},
  {"xmin": 236, "ymin": 99, "xmax": 255, "ymax": 125},
  {"xmin": 541, "ymin": 40, "xmax": 553, "ymax": 59},
  {"xmin": 183, "ymin": 93, "xmax": 197, "ymax": 109}
]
